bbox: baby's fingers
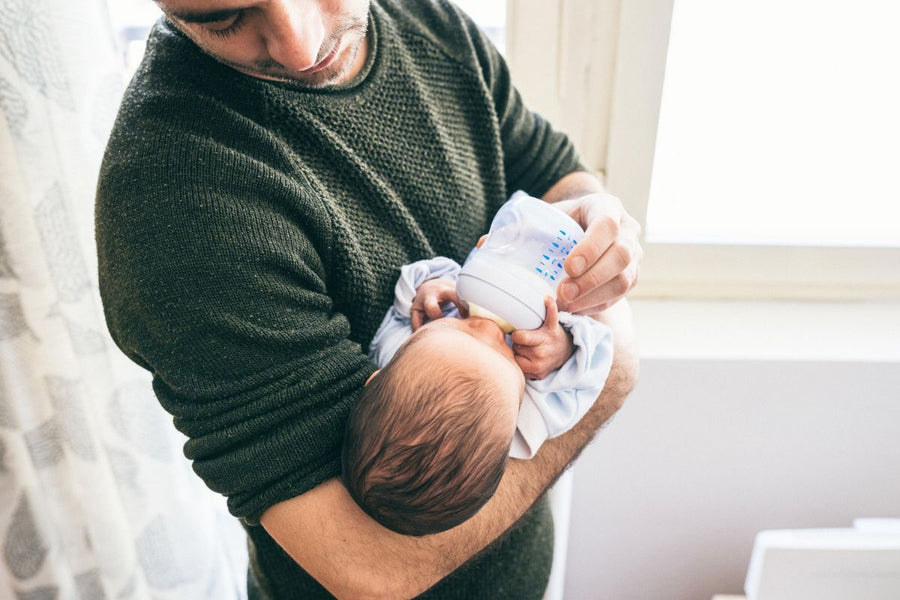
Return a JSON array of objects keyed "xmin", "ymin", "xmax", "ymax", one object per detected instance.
[
  {"xmin": 514, "ymin": 354, "xmax": 549, "ymax": 381},
  {"xmin": 411, "ymin": 307, "xmax": 425, "ymax": 331},
  {"xmin": 510, "ymin": 297, "xmax": 558, "ymax": 345},
  {"xmin": 436, "ymin": 287, "xmax": 462, "ymax": 309},
  {"xmin": 511, "ymin": 328, "xmax": 545, "ymax": 347},
  {"xmin": 542, "ymin": 296, "xmax": 559, "ymax": 328},
  {"xmin": 410, "ymin": 293, "xmax": 443, "ymax": 331},
  {"xmin": 423, "ymin": 295, "xmax": 444, "ymax": 320},
  {"xmin": 514, "ymin": 354, "xmax": 539, "ymax": 380}
]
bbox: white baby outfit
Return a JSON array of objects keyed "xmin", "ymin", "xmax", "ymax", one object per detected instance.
[{"xmin": 368, "ymin": 257, "xmax": 614, "ymax": 459}]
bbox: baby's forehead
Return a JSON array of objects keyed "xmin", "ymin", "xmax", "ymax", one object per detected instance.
[
  {"xmin": 417, "ymin": 316, "xmax": 506, "ymax": 335},
  {"xmin": 405, "ymin": 324, "xmax": 492, "ymax": 362},
  {"xmin": 408, "ymin": 325, "xmax": 514, "ymax": 372},
  {"xmin": 409, "ymin": 322, "xmax": 471, "ymax": 347},
  {"xmin": 402, "ymin": 323, "xmax": 525, "ymax": 399}
]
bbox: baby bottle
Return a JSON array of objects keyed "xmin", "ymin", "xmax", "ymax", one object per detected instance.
[{"xmin": 457, "ymin": 191, "xmax": 585, "ymax": 332}]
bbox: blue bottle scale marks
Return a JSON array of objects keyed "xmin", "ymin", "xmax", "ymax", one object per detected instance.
[{"xmin": 535, "ymin": 230, "xmax": 578, "ymax": 282}]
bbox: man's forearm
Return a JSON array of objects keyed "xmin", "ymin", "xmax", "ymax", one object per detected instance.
[
  {"xmin": 260, "ymin": 299, "xmax": 638, "ymax": 600},
  {"xmin": 435, "ymin": 300, "xmax": 637, "ymax": 566},
  {"xmin": 513, "ymin": 298, "xmax": 637, "ymax": 488}
]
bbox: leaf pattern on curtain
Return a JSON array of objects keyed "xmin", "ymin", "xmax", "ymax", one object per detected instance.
[
  {"xmin": 0, "ymin": 0, "xmax": 74, "ymax": 109},
  {"xmin": 0, "ymin": 1, "xmax": 249, "ymax": 598}
]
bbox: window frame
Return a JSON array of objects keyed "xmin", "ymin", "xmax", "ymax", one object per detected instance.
[
  {"xmin": 505, "ymin": 0, "xmax": 621, "ymax": 172},
  {"xmin": 508, "ymin": 0, "xmax": 900, "ymax": 300}
]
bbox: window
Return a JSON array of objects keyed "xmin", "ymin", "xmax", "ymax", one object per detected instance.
[
  {"xmin": 505, "ymin": 0, "xmax": 621, "ymax": 171},
  {"xmin": 606, "ymin": 0, "xmax": 900, "ymax": 299},
  {"xmin": 107, "ymin": 0, "xmax": 161, "ymax": 76},
  {"xmin": 454, "ymin": 0, "xmax": 507, "ymax": 52},
  {"xmin": 647, "ymin": 0, "xmax": 900, "ymax": 248}
]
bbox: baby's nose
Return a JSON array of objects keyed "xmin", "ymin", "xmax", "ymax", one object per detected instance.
[{"xmin": 469, "ymin": 316, "xmax": 504, "ymax": 338}]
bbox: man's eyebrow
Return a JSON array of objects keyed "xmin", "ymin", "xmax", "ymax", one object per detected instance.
[{"xmin": 167, "ymin": 8, "xmax": 243, "ymax": 24}]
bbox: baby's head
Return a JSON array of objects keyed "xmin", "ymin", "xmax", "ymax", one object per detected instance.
[{"xmin": 342, "ymin": 316, "xmax": 526, "ymax": 536}]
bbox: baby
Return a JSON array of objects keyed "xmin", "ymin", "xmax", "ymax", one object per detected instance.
[{"xmin": 341, "ymin": 256, "xmax": 613, "ymax": 536}]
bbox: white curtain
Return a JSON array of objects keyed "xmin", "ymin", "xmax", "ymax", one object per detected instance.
[{"xmin": 0, "ymin": 1, "xmax": 248, "ymax": 598}]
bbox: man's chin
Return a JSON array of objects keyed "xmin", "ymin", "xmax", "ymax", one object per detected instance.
[
  {"xmin": 226, "ymin": 37, "xmax": 363, "ymax": 88},
  {"xmin": 235, "ymin": 65, "xmax": 346, "ymax": 87}
]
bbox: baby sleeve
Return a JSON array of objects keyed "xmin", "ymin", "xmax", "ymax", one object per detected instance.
[
  {"xmin": 367, "ymin": 257, "xmax": 461, "ymax": 368},
  {"xmin": 510, "ymin": 313, "xmax": 614, "ymax": 459}
]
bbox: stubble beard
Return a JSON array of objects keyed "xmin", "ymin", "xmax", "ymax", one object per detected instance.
[{"xmin": 214, "ymin": 19, "xmax": 368, "ymax": 88}]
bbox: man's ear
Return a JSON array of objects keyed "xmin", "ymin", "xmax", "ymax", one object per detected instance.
[{"xmin": 365, "ymin": 369, "xmax": 381, "ymax": 386}]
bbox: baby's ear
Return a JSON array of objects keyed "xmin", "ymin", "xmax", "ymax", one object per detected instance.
[{"xmin": 365, "ymin": 369, "xmax": 381, "ymax": 386}]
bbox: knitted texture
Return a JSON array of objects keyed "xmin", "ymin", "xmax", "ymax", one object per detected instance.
[{"xmin": 96, "ymin": 0, "xmax": 581, "ymax": 597}]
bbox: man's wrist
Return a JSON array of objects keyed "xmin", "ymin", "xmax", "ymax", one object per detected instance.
[
  {"xmin": 542, "ymin": 170, "xmax": 607, "ymax": 204},
  {"xmin": 259, "ymin": 299, "xmax": 637, "ymax": 600}
]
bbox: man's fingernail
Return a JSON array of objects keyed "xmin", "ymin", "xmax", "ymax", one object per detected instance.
[
  {"xmin": 569, "ymin": 256, "xmax": 586, "ymax": 276},
  {"xmin": 560, "ymin": 282, "xmax": 578, "ymax": 301}
]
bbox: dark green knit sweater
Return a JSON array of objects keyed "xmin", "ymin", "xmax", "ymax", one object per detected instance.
[{"xmin": 96, "ymin": 0, "xmax": 583, "ymax": 597}]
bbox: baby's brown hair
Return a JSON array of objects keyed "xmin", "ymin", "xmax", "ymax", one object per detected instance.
[{"xmin": 342, "ymin": 334, "xmax": 516, "ymax": 536}]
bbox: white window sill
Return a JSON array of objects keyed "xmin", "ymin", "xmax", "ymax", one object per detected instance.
[{"xmin": 630, "ymin": 298, "xmax": 900, "ymax": 363}]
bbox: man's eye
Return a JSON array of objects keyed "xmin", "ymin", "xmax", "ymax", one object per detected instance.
[{"xmin": 205, "ymin": 12, "xmax": 246, "ymax": 38}]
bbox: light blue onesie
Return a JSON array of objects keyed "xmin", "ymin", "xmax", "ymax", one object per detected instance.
[{"xmin": 368, "ymin": 257, "xmax": 614, "ymax": 459}]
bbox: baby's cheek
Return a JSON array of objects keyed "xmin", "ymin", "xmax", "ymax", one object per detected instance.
[{"xmin": 508, "ymin": 401, "xmax": 521, "ymax": 433}]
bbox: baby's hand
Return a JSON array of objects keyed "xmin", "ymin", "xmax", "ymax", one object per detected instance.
[
  {"xmin": 511, "ymin": 297, "xmax": 574, "ymax": 380},
  {"xmin": 411, "ymin": 278, "xmax": 467, "ymax": 331}
]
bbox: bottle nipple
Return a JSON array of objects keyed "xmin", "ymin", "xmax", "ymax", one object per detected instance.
[{"xmin": 467, "ymin": 302, "xmax": 516, "ymax": 333}]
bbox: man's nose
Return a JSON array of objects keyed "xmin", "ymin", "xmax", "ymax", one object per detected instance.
[{"xmin": 264, "ymin": 1, "xmax": 326, "ymax": 71}]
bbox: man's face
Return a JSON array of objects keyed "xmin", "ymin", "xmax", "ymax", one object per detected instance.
[{"xmin": 156, "ymin": 0, "xmax": 371, "ymax": 87}]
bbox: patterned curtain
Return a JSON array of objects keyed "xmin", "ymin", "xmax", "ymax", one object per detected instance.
[{"xmin": 0, "ymin": 1, "xmax": 248, "ymax": 598}]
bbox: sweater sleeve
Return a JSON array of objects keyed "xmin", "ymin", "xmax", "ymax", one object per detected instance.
[
  {"xmin": 461, "ymin": 8, "xmax": 586, "ymax": 198},
  {"xmin": 96, "ymin": 116, "xmax": 374, "ymax": 525},
  {"xmin": 389, "ymin": 0, "xmax": 584, "ymax": 199},
  {"xmin": 510, "ymin": 314, "xmax": 614, "ymax": 459},
  {"xmin": 390, "ymin": 257, "xmax": 462, "ymax": 316},
  {"xmin": 368, "ymin": 257, "xmax": 461, "ymax": 368}
]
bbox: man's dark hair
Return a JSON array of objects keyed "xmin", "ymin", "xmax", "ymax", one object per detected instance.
[{"xmin": 342, "ymin": 335, "xmax": 515, "ymax": 536}]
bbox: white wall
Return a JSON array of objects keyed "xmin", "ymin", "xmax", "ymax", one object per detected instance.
[{"xmin": 564, "ymin": 357, "xmax": 900, "ymax": 599}]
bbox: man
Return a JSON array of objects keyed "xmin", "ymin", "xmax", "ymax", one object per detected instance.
[{"xmin": 96, "ymin": 0, "xmax": 641, "ymax": 598}]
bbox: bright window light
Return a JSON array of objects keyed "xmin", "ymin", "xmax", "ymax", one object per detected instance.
[
  {"xmin": 647, "ymin": 0, "xmax": 900, "ymax": 247},
  {"xmin": 453, "ymin": 0, "xmax": 507, "ymax": 52},
  {"xmin": 107, "ymin": 0, "xmax": 161, "ymax": 75}
]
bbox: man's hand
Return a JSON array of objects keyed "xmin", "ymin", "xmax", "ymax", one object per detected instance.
[
  {"xmin": 410, "ymin": 278, "xmax": 467, "ymax": 330},
  {"xmin": 260, "ymin": 299, "xmax": 638, "ymax": 600},
  {"xmin": 511, "ymin": 297, "xmax": 573, "ymax": 380},
  {"xmin": 543, "ymin": 172, "xmax": 643, "ymax": 315},
  {"xmin": 553, "ymin": 192, "xmax": 642, "ymax": 314}
]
